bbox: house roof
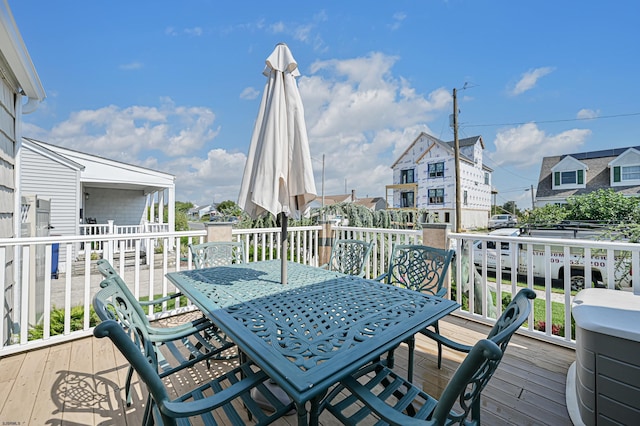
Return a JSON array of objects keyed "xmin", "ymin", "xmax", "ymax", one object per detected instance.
[
  {"xmin": 536, "ymin": 146, "xmax": 640, "ymax": 199},
  {"xmin": 318, "ymin": 194, "xmax": 353, "ymax": 205},
  {"xmin": 23, "ymin": 138, "xmax": 175, "ymax": 192},
  {"xmin": 353, "ymin": 197, "xmax": 385, "ymax": 210},
  {"xmin": 391, "ymin": 132, "xmax": 486, "ymax": 169},
  {"xmin": 0, "ymin": 3, "xmax": 45, "ymax": 110}
]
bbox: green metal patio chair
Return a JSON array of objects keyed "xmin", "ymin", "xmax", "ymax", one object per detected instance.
[
  {"xmin": 189, "ymin": 241, "xmax": 244, "ymax": 269},
  {"xmin": 94, "ymin": 260, "xmax": 236, "ymax": 406},
  {"xmin": 321, "ymin": 238, "xmax": 374, "ymax": 277},
  {"xmin": 93, "ymin": 319, "xmax": 295, "ymax": 426},
  {"xmin": 377, "ymin": 244, "xmax": 454, "ymax": 380},
  {"xmin": 423, "ymin": 287, "xmax": 537, "ymax": 368},
  {"xmin": 319, "ymin": 338, "xmax": 503, "ymax": 425}
]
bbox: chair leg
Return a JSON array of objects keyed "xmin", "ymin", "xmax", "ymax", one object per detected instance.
[
  {"xmin": 125, "ymin": 365, "xmax": 134, "ymax": 406},
  {"xmin": 435, "ymin": 321, "xmax": 443, "ymax": 369},
  {"xmin": 407, "ymin": 335, "xmax": 415, "ymax": 383}
]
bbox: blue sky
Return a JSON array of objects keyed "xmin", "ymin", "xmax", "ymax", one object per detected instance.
[{"xmin": 11, "ymin": 1, "xmax": 640, "ymax": 209}]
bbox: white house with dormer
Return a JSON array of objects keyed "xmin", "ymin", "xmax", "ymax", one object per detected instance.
[
  {"xmin": 535, "ymin": 146, "xmax": 640, "ymax": 206},
  {"xmin": 386, "ymin": 132, "xmax": 493, "ymax": 229}
]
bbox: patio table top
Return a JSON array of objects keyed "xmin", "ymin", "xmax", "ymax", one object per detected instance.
[{"xmin": 166, "ymin": 260, "xmax": 458, "ymax": 423}]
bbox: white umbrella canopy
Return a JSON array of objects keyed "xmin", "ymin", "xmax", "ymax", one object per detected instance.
[{"xmin": 238, "ymin": 43, "xmax": 317, "ymax": 284}]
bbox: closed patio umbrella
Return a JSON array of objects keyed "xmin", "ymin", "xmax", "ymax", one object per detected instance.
[{"xmin": 238, "ymin": 43, "xmax": 317, "ymax": 284}]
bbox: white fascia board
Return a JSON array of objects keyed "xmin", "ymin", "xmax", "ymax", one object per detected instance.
[
  {"xmin": 0, "ymin": 1, "xmax": 45, "ymax": 101},
  {"xmin": 22, "ymin": 138, "xmax": 84, "ymax": 171}
]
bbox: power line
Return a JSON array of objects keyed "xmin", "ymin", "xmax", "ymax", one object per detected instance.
[{"xmin": 464, "ymin": 112, "xmax": 640, "ymax": 128}]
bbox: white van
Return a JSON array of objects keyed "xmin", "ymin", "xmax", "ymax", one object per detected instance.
[{"xmin": 472, "ymin": 228, "xmax": 630, "ymax": 290}]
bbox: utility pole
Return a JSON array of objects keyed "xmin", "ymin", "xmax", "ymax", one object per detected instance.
[
  {"xmin": 453, "ymin": 88, "xmax": 462, "ymax": 233},
  {"xmin": 321, "ymin": 154, "xmax": 325, "ymax": 220},
  {"xmin": 530, "ymin": 184, "xmax": 535, "ymax": 209}
]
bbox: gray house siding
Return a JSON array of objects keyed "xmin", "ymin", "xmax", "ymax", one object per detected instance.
[
  {"xmin": 21, "ymin": 148, "xmax": 79, "ymax": 237},
  {"xmin": 0, "ymin": 79, "xmax": 15, "ymax": 237},
  {"xmin": 0, "ymin": 71, "xmax": 16, "ymax": 344},
  {"xmin": 21, "ymin": 148, "xmax": 80, "ymax": 271}
]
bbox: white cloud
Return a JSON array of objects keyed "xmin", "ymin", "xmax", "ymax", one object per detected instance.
[
  {"xmin": 119, "ymin": 62, "xmax": 143, "ymax": 71},
  {"xmin": 184, "ymin": 27, "xmax": 203, "ymax": 36},
  {"xmin": 509, "ymin": 67, "xmax": 555, "ymax": 96},
  {"xmin": 490, "ymin": 123, "xmax": 591, "ymax": 168},
  {"xmin": 44, "ymin": 98, "xmax": 220, "ymax": 160},
  {"xmin": 240, "ymin": 87, "xmax": 260, "ymax": 100},
  {"xmin": 577, "ymin": 108, "xmax": 600, "ymax": 119},
  {"xmin": 389, "ymin": 12, "xmax": 407, "ymax": 30},
  {"xmin": 299, "ymin": 52, "xmax": 449, "ymax": 198}
]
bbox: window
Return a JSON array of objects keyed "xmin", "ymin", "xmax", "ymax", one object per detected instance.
[
  {"xmin": 401, "ymin": 191, "xmax": 415, "ymax": 208},
  {"xmin": 561, "ymin": 171, "xmax": 576, "ymax": 184},
  {"xmin": 553, "ymin": 169, "xmax": 584, "ymax": 186},
  {"xmin": 484, "ymin": 172, "xmax": 490, "ymax": 185},
  {"xmin": 428, "ymin": 188, "xmax": 444, "ymax": 204},
  {"xmin": 400, "ymin": 169, "xmax": 415, "ymax": 184},
  {"xmin": 622, "ymin": 165, "xmax": 640, "ymax": 181},
  {"xmin": 428, "ymin": 162, "xmax": 444, "ymax": 178},
  {"xmin": 463, "ymin": 190, "xmax": 468, "ymax": 205}
]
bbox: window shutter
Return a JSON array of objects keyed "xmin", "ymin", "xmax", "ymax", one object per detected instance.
[
  {"xmin": 577, "ymin": 169, "xmax": 584, "ymax": 184},
  {"xmin": 554, "ymin": 172, "xmax": 560, "ymax": 186},
  {"xmin": 614, "ymin": 166, "xmax": 621, "ymax": 183}
]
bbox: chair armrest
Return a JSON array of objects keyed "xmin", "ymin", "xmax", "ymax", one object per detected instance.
[
  {"xmin": 160, "ymin": 370, "xmax": 272, "ymax": 417},
  {"xmin": 341, "ymin": 371, "xmax": 429, "ymax": 426},
  {"xmin": 137, "ymin": 292, "xmax": 183, "ymax": 307},
  {"xmin": 435, "ymin": 287, "xmax": 447, "ymax": 298},
  {"xmin": 146, "ymin": 317, "xmax": 214, "ymax": 341},
  {"xmin": 420, "ymin": 329, "xmax": 473, "ymax": 354},
  {"xmin": 374, "ymin": 272, "xmax": 388, "ymax": 282}
]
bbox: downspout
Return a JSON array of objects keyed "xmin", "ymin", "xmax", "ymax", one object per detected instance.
[{"xmin": 21, "ymin": 95, "xmax": 40, "ymax": 114}]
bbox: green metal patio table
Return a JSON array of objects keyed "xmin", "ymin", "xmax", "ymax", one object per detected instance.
[{"xmin": 166, "ymin": 260, "xmax": 458, "ymax": 425}]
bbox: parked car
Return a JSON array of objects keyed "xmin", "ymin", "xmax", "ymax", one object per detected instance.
[{"xmin": 488, "ymin": 214, "xmax": 517, "ymax": 230}]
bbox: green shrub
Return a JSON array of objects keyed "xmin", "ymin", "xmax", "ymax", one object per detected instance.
[{"xmin": 29, "ymin": 305, "xmax": 99, "ymax": 340}]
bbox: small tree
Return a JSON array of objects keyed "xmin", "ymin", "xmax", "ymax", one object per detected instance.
[{"xmin": 217, "ymin": 200, "xmax": 242, "ymax": 216}]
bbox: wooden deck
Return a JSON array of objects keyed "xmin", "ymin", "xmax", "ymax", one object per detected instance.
[{"xmin": 0, "ymin": 314, "xmax": 575, "ymax": 425}]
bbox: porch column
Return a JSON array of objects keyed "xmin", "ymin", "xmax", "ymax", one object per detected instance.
[
  {"xmin": 422, "ymin": 223, "xmax": 452, "ymax": 298},
  {"xmin": 318, "ymin": 221, "xmax": 334, "ymax": 267},
  {"xmin": 158, "ymin": 190, "xmax": 165, "ymax": 224},
  {"xmin": 167, "ymin": 186, "xmax": 175, "ymax": 233}
]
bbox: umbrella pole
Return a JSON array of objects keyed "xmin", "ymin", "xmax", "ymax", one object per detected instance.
[{"xmin": 280, "ymin": 212, "xmax": 288, "ymax": 285}]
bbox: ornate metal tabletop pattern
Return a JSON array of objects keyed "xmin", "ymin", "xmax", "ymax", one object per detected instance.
[{"xmin": 167, "ymin": 260, "xmax": 458, "ymax": 403}]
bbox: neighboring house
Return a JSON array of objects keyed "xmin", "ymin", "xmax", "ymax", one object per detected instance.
[
  {"xmin": 20, "ymin": 138, "xmax": 176, "ymax": 271},
  {"xmin": 536, "ymin": 146, "xmax": 640, "ymax": 207},
  {"xmin": 353, "ymin": 197, "xmax": 386, "ymax": 211},
  {"xmin": 0, "ymin": 1, "xmax": 45, "ymax": 343},
  {"xmin": 386, "ymin": 133, "xmax": 492, "ymax": 229}
]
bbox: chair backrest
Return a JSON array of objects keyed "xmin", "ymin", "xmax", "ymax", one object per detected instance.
[
  {"xmin": 96, "ymin": 259, "xmax": 151, "ymax": 327},
  {"xmin": 384, "ymin": 244, "xmax": 454, "ymax": 295},
  {"xmin": 93, "ymin": 320, "xmax": 176, "ymax": 425},
  {"xmin": 431, "ymin": 339, "xmax": 503, "ymax": 424},
  {"xmin": 327, "ymin": 239, "xmax": 374, "ymax": 277},
  {"xmin": 487, "ymin": 287, "xmax": 536, "ymax": 352},
  {"xmin": 93, "ymin": 275, "xmax": 152, "ymax": 334},
  {"xmin": 189, "ymin": 241, "xmax": 244, "ymax": 269}
]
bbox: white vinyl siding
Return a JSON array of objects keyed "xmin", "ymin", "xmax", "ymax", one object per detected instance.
[
  {"xmin": 21, "ymin": 148, "xmax": 80, "ymax": 267},
  {"xmin": 0, "ymin": 74, "xmax": 16, "ymax": 345}
]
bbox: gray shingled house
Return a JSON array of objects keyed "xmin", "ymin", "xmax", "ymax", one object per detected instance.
[{"xmin": 536, "ymin": 146, "xmax": 640, "ymax": 207}]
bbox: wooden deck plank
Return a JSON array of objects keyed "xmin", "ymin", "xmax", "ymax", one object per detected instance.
[
  {"xmin": 29, "ymin": 342, "xmax": 72, "ymax": 425},
  {"xmin": 1, "ymin": 347, "xmax": 49, "ymax": 424},
  {"xmin": 0, "ymin": 352, "xmax": 23, "ymax": 415},
  {"xmin": 0, "ymin": 315, "xmax": 576, "ymax": 425}
]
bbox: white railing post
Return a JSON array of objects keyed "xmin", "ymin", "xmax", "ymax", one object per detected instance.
[{"xmin": 106, "ymin": 220, "xmax": 115, "ymax": 264}]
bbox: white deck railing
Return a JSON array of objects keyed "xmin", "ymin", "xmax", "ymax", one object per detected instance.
[
  {"xmin": 2, "ymin": 224, "xmax": 638, "ymax": 357},
  {"xmin": 449, "ymin": 231, "xmax": 640, "ymax": 349}
]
